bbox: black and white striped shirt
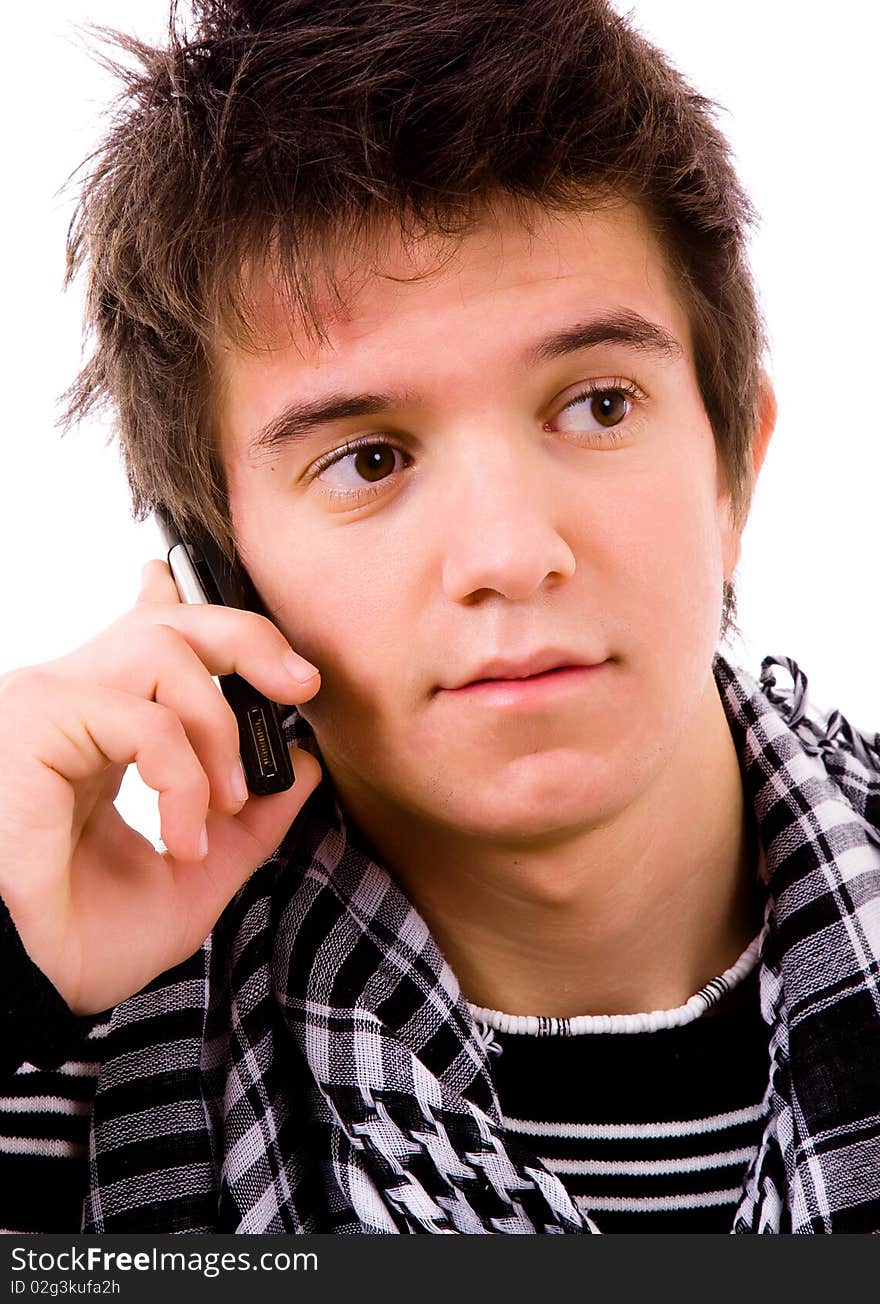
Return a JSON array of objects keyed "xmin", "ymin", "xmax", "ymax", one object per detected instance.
[
  {"xmin": 1, "ymin": 912, "xmax": 767, "ymax": 1233},
  {"xmin": 1, "ymin": 876, "xmax": 766, "ymax": 1230},
  {"xmin": 0, "ymin": 997, "xmax": 767, "ymax": 1235},
  {"xmin": 471, "ymin": 939, "xmax": 768, "ymax": 1232}
]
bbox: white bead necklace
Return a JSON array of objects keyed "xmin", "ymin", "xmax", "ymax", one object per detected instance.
[{"xmin": 468, "ymin": 932, "xmax": 761, "ymax": 1037}]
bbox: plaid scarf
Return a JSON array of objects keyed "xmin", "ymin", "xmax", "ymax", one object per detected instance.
[{"xmin": 82, "ymin": 653, "xmax": 880, "ymax": 1234}]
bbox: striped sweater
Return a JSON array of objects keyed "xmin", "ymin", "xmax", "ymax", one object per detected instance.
[
  {"xmin": 476, "ymin": 959, "xmax": 767, "ymax": 1232},
  {"xmin": 1, "ymin": 897, "xmax": 766, "ymax": 1234}
]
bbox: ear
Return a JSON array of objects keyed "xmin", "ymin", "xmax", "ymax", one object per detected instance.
[
  {"xmin": 750, "ymin": 370, "xmax": 777, "ymax": 481},
  {"xmin": 720, "ymin": 371, "xmax": 777, "ymax": 578}
]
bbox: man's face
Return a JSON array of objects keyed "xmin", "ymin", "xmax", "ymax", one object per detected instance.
[{"xmin": 219, "ymin": 200, "xmax": 742, "ymax": 844}]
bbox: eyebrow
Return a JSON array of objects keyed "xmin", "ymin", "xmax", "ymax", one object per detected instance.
[
  {"xmin": 524, "ymin": 309, "xmax": 683, "ymax": 368},
  {"xmin": 246, "ymin": 309, "xmax": 683, "ymax": 462}
]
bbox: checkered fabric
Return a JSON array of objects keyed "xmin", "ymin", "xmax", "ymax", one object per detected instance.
[{"xmin": 81, "ymin": 653, "xmax": 880, "ymax": 1233}]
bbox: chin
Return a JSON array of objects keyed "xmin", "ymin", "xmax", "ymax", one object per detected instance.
[{"xmin": 438, "ymin": 751, "xmax": 625, "ymax": 844}]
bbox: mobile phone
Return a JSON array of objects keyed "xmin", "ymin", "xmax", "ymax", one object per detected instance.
[{"xmin": 153, "ymin": 505, "xmax": 295, "ymax": 796}]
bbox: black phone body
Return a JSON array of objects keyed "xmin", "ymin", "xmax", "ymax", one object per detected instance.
[{"xmin": 153, "ymin": 505, "xmax": 295, "ymax": 796}]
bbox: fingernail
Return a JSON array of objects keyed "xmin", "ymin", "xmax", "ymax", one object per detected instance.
[
  {"xmin": 282, "ymin": 652, "xmax": 320, "ymax": 684},
  {"xmin": 230, "ymin": 761, "xmax": 248, "ymax": 805},
  {"xmin": 198, "ymin": 824, "xmax": 209, "ymax": 859}
]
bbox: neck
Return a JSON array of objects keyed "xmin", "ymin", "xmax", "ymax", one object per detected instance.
[{"xmin": 333, "ymin": 674, "xmax": 764, "ymax": 1019}]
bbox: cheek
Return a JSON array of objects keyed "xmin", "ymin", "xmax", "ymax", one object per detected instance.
[
  {"xmin": 226, "ymin": 451, "xmax": 432, "ymax": 739},
  {"xmin": 599, "ymin": 453, "xmax": 726, "ymax": 634},
  {"xmin": 250, "ymin": 525, "xmax": 423, "ymax": 727}
]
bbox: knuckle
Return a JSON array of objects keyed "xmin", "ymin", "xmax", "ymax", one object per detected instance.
[
  {"xmin": 0, "ymin": 665, "xmax": 57, "ymax": 704},
  {"xmin": 251, "ymin": 610, "xmax": 286, "ymax": 644},
  {"xmin": 149, "ymin": 699, "xmax": 188, "ymax": 744},
  {"xmin": 182, "ymin": 692, "xmax": 240, "ymax": 759},
  {"xmin": 215, "ymin": 697, "xmax": 244, "ymax": 757},
  {"xmin": 123, "ymin": 600, "xmax": 176, "ymax": 634},
  {"xmin": 141, "ymin": 619, "xmax": 185, "ymax": 654},
  {"xmin": 254, "ymin": 616, "xmax": 298, "ymax": 661},
  {"xmin": 146, "ymin": 704, "xmax": 210, "ymax": 803},
  {"xmin": 183, "ymin": 767, "xmax": 212, "ymax": 807}
]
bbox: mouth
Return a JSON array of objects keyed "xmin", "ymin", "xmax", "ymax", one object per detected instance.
[
  {"xmin": 444, "ymin": 649, "xmax": 608, "ymax": 691},
  {"xmin": 440, "ymin": 660, "xmax": 610, "ymax": 706},
  {"xmin": 468, "ymin": 664, "xmax": 578, "ymax": 686}
]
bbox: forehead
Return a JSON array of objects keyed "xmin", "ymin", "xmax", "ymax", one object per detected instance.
[{"xmin": 216, "ymin": 198, "xmax": 693, "ymax": 445}]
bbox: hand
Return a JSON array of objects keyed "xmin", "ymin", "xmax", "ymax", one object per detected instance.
[{"xmin": 0, "ymin": 560, "xmax": 323, "ymax": 1015}]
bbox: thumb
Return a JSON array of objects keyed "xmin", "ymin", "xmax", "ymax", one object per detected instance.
[{"xmin": 136, "ymin": 558, "xmax": 181, "ymax": 606}]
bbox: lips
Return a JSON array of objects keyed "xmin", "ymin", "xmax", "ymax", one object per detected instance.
[{"xmin": 444, "ymin": 650, "xmax": 604, "ymax": 691}]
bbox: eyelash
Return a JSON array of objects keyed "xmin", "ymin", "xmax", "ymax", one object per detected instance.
[
  {"xmin": 548, "ymin": 376, "xmax": 644, "ymax": 444},
  {"xmin": 309, "ymin": 377, "xmax": 645, "ymax": 502},
  {"xmin": 309, "ymin": 436, "xmax": 414, "ymax": 504}
]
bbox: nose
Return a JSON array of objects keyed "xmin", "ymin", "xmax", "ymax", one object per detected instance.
[{"xmin": 439, "ymin": 436, "xmax": 577, "ymax": 603}]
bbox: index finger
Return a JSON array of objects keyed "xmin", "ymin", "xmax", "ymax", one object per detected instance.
[{"xmin": 137, "ymin": 558, "xmax": 182, "ymax": 606}]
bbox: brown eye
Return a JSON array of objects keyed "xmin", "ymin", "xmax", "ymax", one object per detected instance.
[
  {"xmin": 353, "ymin": 445, "xmax": 397, "ymax": 482},
  {"xmin": 549, "ymin": 382, "xmax": 638, "ymax": 439},
  {"xmin": 316, "ymin": 439, "xmax": 410, "ymax": 495},
  {"xmin": 591, "ymin": 391, "xmax": 629, "ymax": 427}
]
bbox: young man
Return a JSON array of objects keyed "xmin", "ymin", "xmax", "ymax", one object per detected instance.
[{"xmin": 1, "ymin": 0, "xmax": 878, "ymax": 1234}]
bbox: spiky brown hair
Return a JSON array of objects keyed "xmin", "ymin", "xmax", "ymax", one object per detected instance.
[{"xmin": 63, "ymin": 0, "xmax": 768, "ymax": 636}]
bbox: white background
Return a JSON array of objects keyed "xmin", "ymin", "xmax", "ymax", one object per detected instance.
[{"xmin": 1, "ymin": 2, "xmax": 876, "ymax": 845}]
